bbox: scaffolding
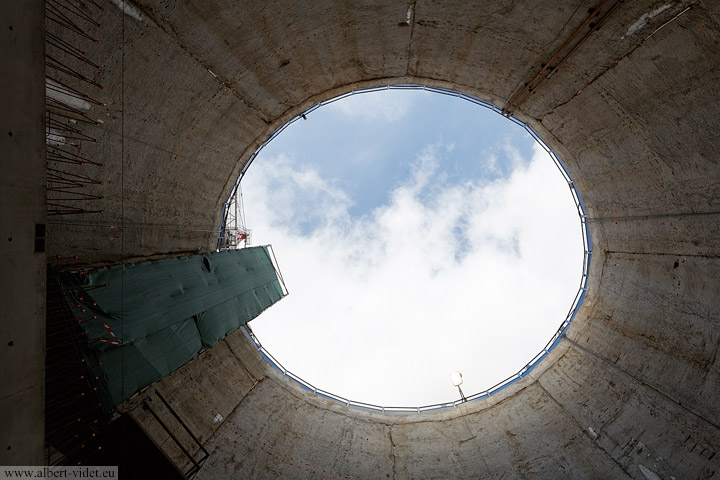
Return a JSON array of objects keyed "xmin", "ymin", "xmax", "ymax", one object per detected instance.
[{"xmin": 220, "ymin": 184, "xmax": 251, "ymax": 250}]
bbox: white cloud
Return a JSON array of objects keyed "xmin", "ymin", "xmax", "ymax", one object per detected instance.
[
  {"xmin": 245, "ymin": 154, "xmax": 352, "ymax": 230},
  {"xmin": 325, "ymin": 90, "xmax": 416, "ymax": 123},
  {"xmin": 244, "ymin": 142, "xmax": 583, "ymax": 406}
]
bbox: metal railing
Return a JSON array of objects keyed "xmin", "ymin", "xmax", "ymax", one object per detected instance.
[
  {"xmin": 225, "ymin": 84, "xmax": 593, "ymax": 414},
  {"xmin": 142, "ymin": 390, "xmax": 209, "ymax": 478}
]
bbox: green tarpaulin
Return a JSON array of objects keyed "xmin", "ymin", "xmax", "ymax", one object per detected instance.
[{"xmin": 61, "ymin": 247, "xmax": 285, "ymax": 408}]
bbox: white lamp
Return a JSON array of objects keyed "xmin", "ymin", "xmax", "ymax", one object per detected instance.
[{"xmin": 449, "ymin": 371, "xmax": 467, "ymax": 402}]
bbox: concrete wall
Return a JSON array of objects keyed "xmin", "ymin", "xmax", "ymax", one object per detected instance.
[
  {"xmin": 20, "ymin": 0, "xmax": 720, "ymax": 476},
  {"xmin": 0, "ymin": 0, "xmax": 46, "ymax": 465}
]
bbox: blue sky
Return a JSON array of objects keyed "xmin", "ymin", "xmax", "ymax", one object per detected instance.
[
  {"xmin": 254, "ymin": 90, "xmax": 536, "ymax": 226},
  {"xmin": 241, "ymin": 89, "xmax": 584, "ymax": 406}
]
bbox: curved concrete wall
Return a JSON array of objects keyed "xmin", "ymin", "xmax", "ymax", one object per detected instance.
[{"xmin": 46, "ymin": 0, "xmax": 719, "ymax": 478}]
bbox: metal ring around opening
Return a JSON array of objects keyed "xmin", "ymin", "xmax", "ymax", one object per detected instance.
[{"xmin": 219, "ymin": 84, "xmax": 593, "ymax": 414}]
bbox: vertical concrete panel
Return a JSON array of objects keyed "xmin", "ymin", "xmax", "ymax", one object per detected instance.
[
  {"xmin": 539, "ymin": 346, "xmax": 720, "ymax": 479},
  {"xmin": 569, "ymin": 253, "xmax": 720, "ymax": 423},
  {"xmin": 195, "ymin": 378, "xmax": 395, "ymax": 480},
  {"xmin": 0, "ymin": 0, "xmax": 46, "ymax": 465}
]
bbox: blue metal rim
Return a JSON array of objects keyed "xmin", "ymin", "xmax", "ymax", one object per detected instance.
[{"xmin": 221, "ymin": 84, "xmax": 593, "ymax": 414}]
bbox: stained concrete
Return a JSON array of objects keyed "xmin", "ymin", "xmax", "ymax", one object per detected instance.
[
  {"xmin": 4, "ymin": 0, "xmax": 720, "ymax": 476},
  {"xmin": 130, "ymin": 324, "xmax": 718, "ymax": 479}
]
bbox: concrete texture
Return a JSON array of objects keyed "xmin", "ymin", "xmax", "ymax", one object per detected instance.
[
  {"xmin": 4, "ymin": 0, "xmax": 720, "ymax": 476},
  {"xmin": 129, "ymin": 323, "xmax": 718, "ymax": 479},
  {"xmin": 0, "ymin": 0, "xmax": 46, "ymax": 465}
]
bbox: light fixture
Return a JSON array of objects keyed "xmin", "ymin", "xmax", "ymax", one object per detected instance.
[{"xmin": 450, "ymin": 371, "xmax": 467, "ymax": 402}]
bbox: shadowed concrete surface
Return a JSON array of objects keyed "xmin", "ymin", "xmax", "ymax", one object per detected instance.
[
  {"xmin": 0, "ymin": 0, "xmax": 46, "ymax": 465},
  {"xmin": 2, "ymin": 0, "xmax": 719, "ymax": 478}
]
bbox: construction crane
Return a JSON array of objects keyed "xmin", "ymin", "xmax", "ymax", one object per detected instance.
[{"xmin": 222, "ymin": 184, "xmax": 251, "ymax": 250}]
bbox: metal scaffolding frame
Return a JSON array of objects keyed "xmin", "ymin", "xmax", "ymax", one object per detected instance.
[{"xmin": 219, "ymin": 184, "xmax": 251, "ymax": 250}]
